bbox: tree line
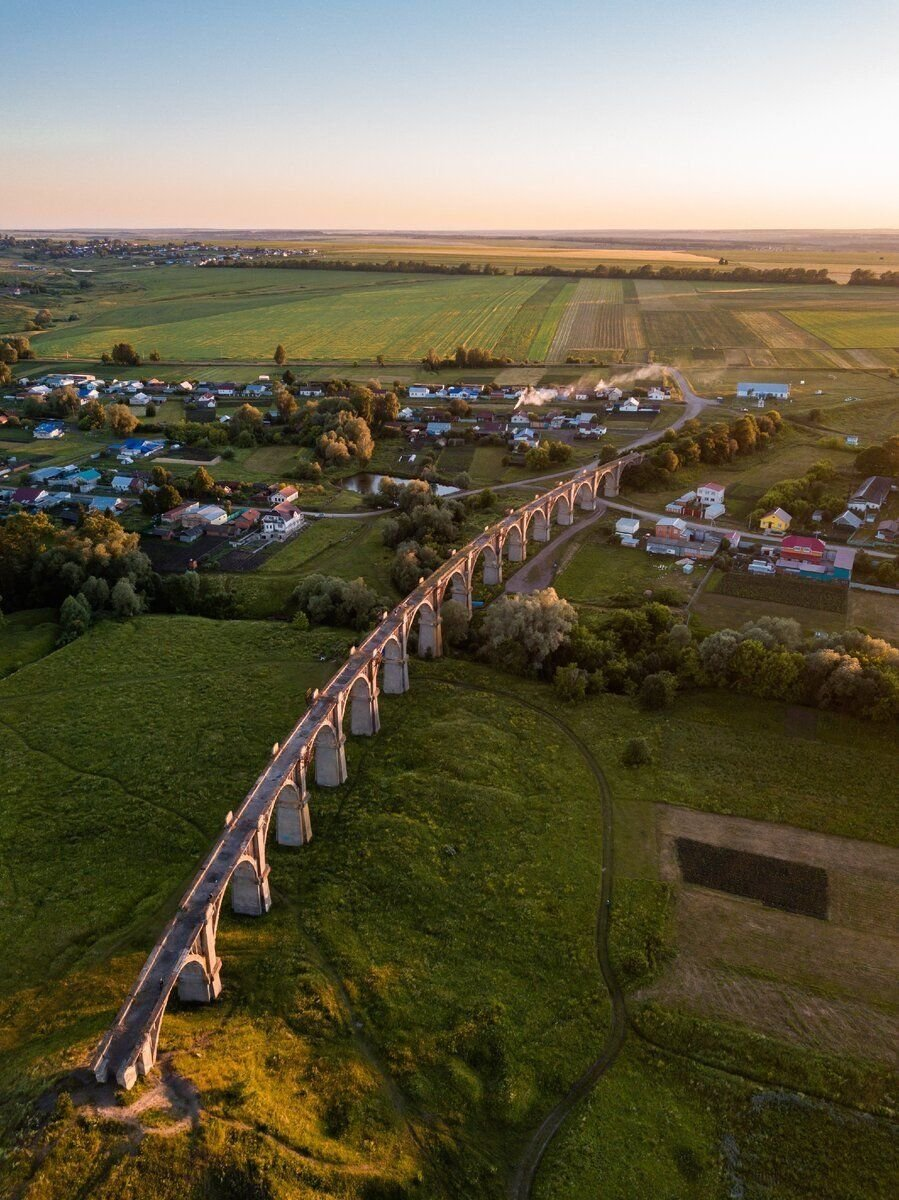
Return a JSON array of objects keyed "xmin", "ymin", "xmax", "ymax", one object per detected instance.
[
  {"xmin": 201, "ymin": 258, "xmax": 836, "ymax": 286},
  {"xmin": 847, "ymin": 269, "xmax": 899, "ymax": 287}
]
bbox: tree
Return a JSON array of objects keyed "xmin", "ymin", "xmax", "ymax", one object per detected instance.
[
  {"xmin": 149, "ymin": 349, "xmax": 161, "ymax": 362},
  {"xmin": 440, "ymin": 600, "xmax": 470, "ymax": 649},
  {"xmin": 190, "ymin": 466, "xmax": 215, "ymax": 498},
  {"xmin": 79, "ymin": 575, "xmax": 110, "ymax": 611},
  {"xmin": 57, "ymin": 593, "xmax": 92, "ymax": 645},
  {"xmin": 79, "ymin": 399, "xmax": 105, "ymax": 430},
  {"xmin": 273, "ymin": 380, "xmax": 298, "ymax": 423},
  {"xmin": 111, "ymin": 577, "xmax": 143, "ymax": 617},
  {"xmin": 481, "ymin": 588, "xmax": 577, "ymax": 667},
  {"xmin": 232, "ymin": 403, "xmax": 264, "ymax": 440},
  {"xmin": 622, "ymin": 737, "xmax": 652, "ymax": 767},
  {"xmin": 105, "ymin": 403, "xmax": 139, "ymax": 436},
  {"xmin": 0, "ymin": 361, "xmax": 11, "ymax": 387},
  {"xmin": 34, "ymin": 307, "xmax": 53, "ymax": 329},
  {"xmin": 111, "ymin": 342, "xmax": 141, "ymax": 366},
  {"xmin": 274, "ymin": 343, "xmax": 287, "ymax": 366},
  {"xmin": 53, "ymin": 385, "xmax": 80, "ymax": 419},
  {"xmin": 638, "ymin": 671, "xmax": 677, "ymax": 710},
  {"xmin": 155, "ymin": 482, "xmax": 183, "ymax": 513},
  {"xmin": 554, "ymin": 663, "xmax": 588, "ymax": 703}
]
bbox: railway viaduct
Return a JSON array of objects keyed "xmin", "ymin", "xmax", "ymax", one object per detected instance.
[{"xmin": 92, "ymin": 452, "xmax": 640, "ymax": 1089}]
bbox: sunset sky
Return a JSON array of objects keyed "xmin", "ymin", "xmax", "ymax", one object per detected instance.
[{"xmin": 4, "ymin": 0, "xmax": 897, "ymax": 230}]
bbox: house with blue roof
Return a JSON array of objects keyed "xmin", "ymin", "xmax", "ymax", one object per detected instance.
[{"xmin": 33, "ymin": 420, "xmax": 65, "ymax": 439}]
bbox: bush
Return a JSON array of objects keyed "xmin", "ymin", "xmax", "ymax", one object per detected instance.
[
  {"xmin": 638, "ymin": 670, "xmax": 677, "ymax": 710},
  {"xmin": 553, "ymin": 663, "xmax": 587, "ymax": 703},
  {"xmin": 622, "ymin": 736, "xmax": 652, "ymax": 767}
]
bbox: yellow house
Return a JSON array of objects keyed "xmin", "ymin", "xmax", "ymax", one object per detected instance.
[{"xmin": 759, "ymin": 507, "xmax": 791, "ymax": 533}]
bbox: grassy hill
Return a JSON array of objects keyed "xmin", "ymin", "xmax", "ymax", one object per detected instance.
[{"xmin": 0, "ymin": 617, "xmax": 896, "ymax": 1198}]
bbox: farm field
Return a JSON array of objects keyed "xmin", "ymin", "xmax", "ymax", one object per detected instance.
[
  {"xmin": 8, "ymin": 260, "xmax": 899, "ymax": 376},
  {"xmin": 782, "ymin": 309, "xmax": 899, "ymax": 350}
]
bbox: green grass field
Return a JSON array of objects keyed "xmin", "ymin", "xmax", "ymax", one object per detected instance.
[
  {"xmin": 0, "ymin": 619, "xmax": 896, "ymax": 1198},
  {"xmin": 554, "ymin": 528, "xmax": 698, "ymax": 606},
  {"xmin": 0, "ymin": 608, "xmax": 59, "ymax": 675}
]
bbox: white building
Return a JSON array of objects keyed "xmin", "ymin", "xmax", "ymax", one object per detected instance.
[
  {"xmin": 408, "ymin": 386, "xmax": 432, "ymax": 399},
  {"xmin": 615, "ymin": 517, "xmax": 640, "ymax": 538},
  {"xmin": 261, "ymin": 502, "xmax": 304, "ymax": 541},
  {"xmin": 736, "ymin": 381, "xmax": 790, "ymax": 402},
  {"xmin": 697, "ymin": 482, "xmax": 726, "ymax": 507}
]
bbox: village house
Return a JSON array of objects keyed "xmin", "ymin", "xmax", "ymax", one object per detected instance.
[
  {"xmin": 759, "ymin": 507, "xmax": 791, "ymax": 534},
  {"xmin": 697, "ymin": 482, "xmax": 726, "ymax": 508},
  {"xmin": 33, "ymin": 420, "xmax": 65, "ymax": 439},
  {"xmin": 833, "ymin": 509, "xmax": 863, "ymax": 532},
  {"xmin": 161, "ymin": 501, "xmax": 200, "ymax": 525},
  {"xmin": 407, "ymin": 385, "xmax": 432, "ymax": 400},
  {"xmin": 875, "ymin": 519, "xmax": 899, "ymax": 544},
  {"xmin": 773, "ymin": 538, "xmax": 855, "ymax": 582},
  {"xmin": 10, "ymin": 486, "xmax": 49, "ymax": 507},
  {"xmin": 645, "ymin": 518, "xmax": 725, "ymax": 560},
  {"xmin": 182, "ymin": 503, "xmax": 228, "ymax": 529},
  {"xmin": 269, "ymin": 483, "xmax": 299, "ymax": 505},
  {"xmin": 261, "ymin": 502, "xmax": 304, "ymax": 541},
  {"xmin": 847, "ymin": 475, "xmax": 894, "ymax": 521}
]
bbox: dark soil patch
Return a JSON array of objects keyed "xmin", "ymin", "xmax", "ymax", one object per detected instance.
[
  {"xmin": 140, "ymin": 534, "xmax": 223, "ymax": 572},
  {"xmin": 676, "ymin": 837, "xmax": 828, "ymax": 919},
  {"xmin": 158, "ymin": 447, "xmax": 221, "ymax": 464}
]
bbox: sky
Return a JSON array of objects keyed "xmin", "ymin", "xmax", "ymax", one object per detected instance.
[{"xmin": 3, "ymin": 0, "xmax": 897, "ymax": 230}]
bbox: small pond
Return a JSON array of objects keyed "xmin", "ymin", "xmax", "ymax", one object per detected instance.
[{"xmin": 342, "ymin": 473, "xmax": 459, "ymax": 497}]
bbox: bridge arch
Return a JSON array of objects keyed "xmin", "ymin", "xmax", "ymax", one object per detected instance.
[
  {"xmin": 406, "ymin": 595, "xmax": 442, "ymax": 659},
  {"xmin": 503, "ymin": 521, "xmax": 526, "ymax": 563},
  {"xmin": 348, "ymin": 672, "xmax": 380, "ymax": 735},
  {"xmin": 275, "ymin": 779, "xmax": 311, "ymax": 846},
  {"xmin": 309, "ymin": 718, "xmax": 347, "ymax": 787},
  {"xmin": 575, "ymin": 478, "xmax": 597, "ymax": 511},
  {"xmin": 380, "ymin": 634, "xmax": 409, "ymax": 694}
]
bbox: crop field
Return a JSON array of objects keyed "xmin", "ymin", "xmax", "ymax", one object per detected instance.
[
  {"xmin": 782, "ymin": 309, "xmax": 899, "ymax": 350},
  {"xmin": 33, "ymin": 267, "xmax": 548, "ymax": 362},
  {"xmin": 545, "ymin": 278, "xmax": 645, "ymax": 360},
  {"xmin": 11, "ymin": 258, "xmax": 899, "ymax": 376}
]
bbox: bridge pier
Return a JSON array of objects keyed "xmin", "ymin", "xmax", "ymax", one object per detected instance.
[
  {"xmin": 417, "ymin": 608, "xmax": 442, "ymax": 658},
  {"xmin": 178, "ymin": 909, "xmax": 222, "ymax": 1004},
  {"xmin": 383, "ymin": 647, "xmax": 409, "ymax": 693},
  {"xmin": 276, "ymin": 777, "xmax": 312, "ymax": 846},
  {"xmin": 506, "ymin": 531, "xmax": 525, "ymax": 562},
  {"xmin": 232, "ymin": 821, "xmax": 272, "ymax": 916},
  {"xmin": 531, "ymin": 512, "xmax": 550, "ymax": 542},
  {"xmin": 451, "ymin": 575, "xmax": 472, "ymax": 615},
  {"xmin": 603, "ymin": 466, "xmax": 622, "ymax": 497},
  {"xmin": 350, "ymin": 680, "xmax": 380, "ymax": 734},
  {"xmin": 314, "ymin": 724, "xmax": 348, "ymax": 786},
  {"xmin": 483, "ymin": 556, "xmax": 502, "ymax": 586},
  {"xmin": 556, "ymin": 499, "xmax": 574, "ymax": 526}
]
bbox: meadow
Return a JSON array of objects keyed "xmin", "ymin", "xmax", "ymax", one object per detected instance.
[{"xmin": 0, "ymin": 618, "xmax": 896, "ymax": 1198}]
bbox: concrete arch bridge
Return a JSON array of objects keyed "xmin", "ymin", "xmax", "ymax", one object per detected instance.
[{"xmin": 92, "ymin": 453, "xmax": 639, "ymax": 1089}]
